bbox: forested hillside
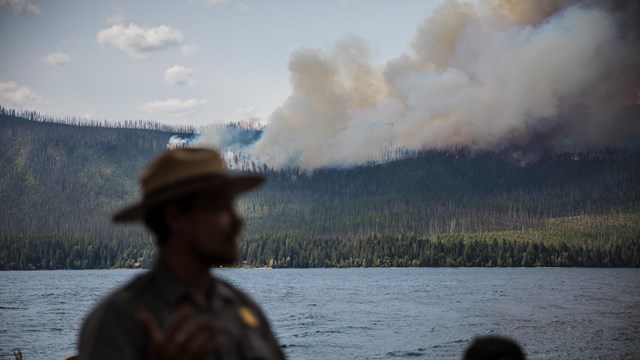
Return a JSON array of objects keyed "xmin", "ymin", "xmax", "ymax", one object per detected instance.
[{"xmin": 1, "ymin": 113, "xmax": 639, "ymax": 269}]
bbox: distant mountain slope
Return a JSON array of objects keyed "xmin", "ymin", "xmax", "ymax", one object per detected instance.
[
  {"xmin": 1, "ymin": 114, "xmax": 639, "ymax": 269},
  {"xmin": 246, "ymin": 147, "xmax": 640, "ymax": 236},
  {"xmin": 1, "ymin": 113, "xmax": 179, "ymax": 235}
]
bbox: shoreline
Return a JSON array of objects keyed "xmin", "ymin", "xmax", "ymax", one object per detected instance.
[{"xmin": 2, "ymin": 265, "xmax": 638, "ymax": 271}]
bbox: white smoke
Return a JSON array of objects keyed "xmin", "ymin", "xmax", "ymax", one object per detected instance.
[
  {"xmin": 169, "ymin": 126, "xmax": 263, "ymax": 171},
  {"xmin": 249, "ymin": 0, "xmax": 640, "ymax": 169},
  {"xmin": 167, "ymin": 135, "xmax": 196, "ymax": 149}
]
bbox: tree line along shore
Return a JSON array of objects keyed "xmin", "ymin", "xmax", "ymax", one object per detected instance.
[{"xmin": 1, "ymin": 112, "xmax": 639, "ymax": 270}]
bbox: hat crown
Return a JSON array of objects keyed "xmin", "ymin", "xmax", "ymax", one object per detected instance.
[
  {"xmin": 141, "ymin": 148, "xmax": 227, "ymax": 196},
  {"xmin": 112, "ymin": 147, "xmax": 263, "ymax": 222}
]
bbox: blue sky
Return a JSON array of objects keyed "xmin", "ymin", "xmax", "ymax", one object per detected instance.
[{"xmin": 0, "ymin": 0, "xmax": 443, "ymax": 126}]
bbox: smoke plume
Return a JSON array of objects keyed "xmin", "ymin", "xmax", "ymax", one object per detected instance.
[{"xmin": 255, "ymin": 0, "xmax": 640, "ymax": 169}]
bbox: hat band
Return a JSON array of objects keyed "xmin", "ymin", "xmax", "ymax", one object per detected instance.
[{"xmin": 143, "ymin": 173, "xmax": 230, "ymax": 203}]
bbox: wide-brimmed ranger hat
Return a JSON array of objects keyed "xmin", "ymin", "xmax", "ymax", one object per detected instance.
[{"xmin": 112, "ymin": 147, "xmax": 264, "ymax": 222}]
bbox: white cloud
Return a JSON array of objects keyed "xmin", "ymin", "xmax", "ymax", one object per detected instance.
[
  {"xmin": 164, "ymin": 65, "xmax": 198, "ymax": 86},
  {"xmin": 233, "ymin": 106, "xmax": 266, "ymax": 123},
  {"xmin": 0, "ymin": 81, "xmax": 42, "ymax": 109},
  {"xmin": 42, "ymin": 52, "xmax": 71, "ymax": 66},
  {"xmin": 106, "ymin": 7, "xmax": 126, "ymax": 25},
  {"xmin": 236, "ymin": 3, "xmax": 249, "ymax": 12},
  {"xmin": 189, "ymin": 0, "xmax": 228, "ymax": 6},
  {"xmin": 182, "ymin": 43, "xmax": 199, "ymax": 57},
  {"xmin": 139, "ymin": 98, "xmax": 208, "ymax": 116},
  {"xmin": 0, "ymin": 0, "xmax": 40, "ymax": 15},
  {"xmin": 97, "ymin": 23, "xmax": 185, "ymax": 60}
]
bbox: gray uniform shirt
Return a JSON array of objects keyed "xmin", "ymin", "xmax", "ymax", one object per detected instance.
[{"xmin": 78, "ymin": 263, "xmax": 285, "ymax": 360}]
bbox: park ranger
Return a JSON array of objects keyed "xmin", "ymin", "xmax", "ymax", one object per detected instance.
[{"xmin": 78, "ymin": 147, "xmax": 285, "ymax": 360}]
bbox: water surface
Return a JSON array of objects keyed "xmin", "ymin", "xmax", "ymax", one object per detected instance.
[{"xmin": 1, "ymin": 268, "xmax": 638, "ymax": 359}]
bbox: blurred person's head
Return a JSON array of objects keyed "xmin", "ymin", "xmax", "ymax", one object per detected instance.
[
  {"xmin": 113, "ymin": 147, "xmax": 264, "ymax": 266},
  {"xmin": 463, "ymin": 335, "xmax": 526, "ymax": 360}
]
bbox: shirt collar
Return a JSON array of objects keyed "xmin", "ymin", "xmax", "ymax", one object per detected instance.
[
  {"xmin": 152, "ymin": 260, "xmax": 199, "ymax": 307},
  {"xmin": 152, "ymin": 261, "xmax": 236, "ymax": 307},
  {"xmin": 211, "ymin": 272, "xmax": 238, "ymax": 305}
]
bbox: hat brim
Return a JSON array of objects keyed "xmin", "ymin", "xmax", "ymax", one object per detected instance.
[{"xmin": 112, "ymin": 175, "xmax": 265, "ymax": 223}]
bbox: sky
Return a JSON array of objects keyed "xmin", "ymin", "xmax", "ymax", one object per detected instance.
[
  {"xmin": 0, "ymin": 0, "xmax": 444, "ymax": 126},
  {"xmin": 2, "ymin": 0, "xmax": 638, "ymax": 169}
]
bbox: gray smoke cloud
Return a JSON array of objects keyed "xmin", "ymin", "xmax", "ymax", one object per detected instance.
[{"xmin": 250, "ymin": 0, "xmax": 640, "ymax": 169}]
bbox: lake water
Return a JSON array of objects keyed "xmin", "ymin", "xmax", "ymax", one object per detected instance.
[{"xmin": 0, "ymin": 268, "xmax": 639, "ymax": 359}]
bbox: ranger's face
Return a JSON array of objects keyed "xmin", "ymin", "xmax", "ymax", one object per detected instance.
[{"xmin": 184, "ymin": 192, "xmax": 243, "ymax": 266}]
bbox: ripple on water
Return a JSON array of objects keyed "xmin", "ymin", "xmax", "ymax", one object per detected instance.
[{"xmin": 387, "ymin": 347, "xmax": 427, "ymax": 357}]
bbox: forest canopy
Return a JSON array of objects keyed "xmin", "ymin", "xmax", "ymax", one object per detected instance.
[{"xmin": 1, "ymin": 111, "xmax": 639, "ymax": 269}]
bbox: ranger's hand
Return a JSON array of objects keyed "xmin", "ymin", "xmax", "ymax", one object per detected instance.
[{"xmin": 138, "ymin": 305, "xmax": 221, "ymax": 360}]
